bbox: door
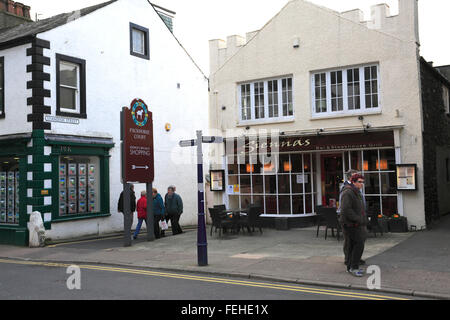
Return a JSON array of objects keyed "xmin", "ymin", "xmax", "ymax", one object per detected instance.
[{"xmin": 320, "ymin": 154, "xmax": 343, "ymax": 207}]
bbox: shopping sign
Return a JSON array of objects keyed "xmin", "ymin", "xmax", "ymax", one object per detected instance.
[{"xmin": 121, "ymin": 99, "xmax": 154, "ymax": 183}]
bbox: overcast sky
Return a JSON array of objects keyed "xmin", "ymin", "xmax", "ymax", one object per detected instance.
[{"xmin": 23, "ymin": 0, "xmax": 449, "ymax": 74}]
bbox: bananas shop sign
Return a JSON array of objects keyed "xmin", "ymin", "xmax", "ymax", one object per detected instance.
[{"xmin": 121, "ymin": 99, "xmax": 154, "ymax": 183}]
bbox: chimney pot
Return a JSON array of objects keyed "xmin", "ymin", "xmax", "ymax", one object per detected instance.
[
  {"xmin": 7, "ymin": 0, "xmax": 15, "ymax": 14},
  {"xmin": 14, "ymin": 2, "xmax": 24, "ymax": 17},
  {"xmin": 22, "ymin": 4, "xmax": 30, "ymax": 18}
]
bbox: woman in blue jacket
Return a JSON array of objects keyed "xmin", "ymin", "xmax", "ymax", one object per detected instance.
[{"xmin": 152, "ymin": 188, "xmax": 165, "ymax": 239}]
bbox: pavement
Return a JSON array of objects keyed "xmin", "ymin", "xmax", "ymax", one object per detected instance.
[{"xmin": 1, "ymin": 214, "xmax": 450, "ymax": 300}]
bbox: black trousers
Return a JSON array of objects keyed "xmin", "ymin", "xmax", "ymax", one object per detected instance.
[
  {"xmin": 168, "ymin": 213, "xmax": 182, "ymax": 235},
  {"xmin": 343, "ymin": 226, "xmax": 366, "ymax": 270},
  {"xmin": 153, "ymin": 214, "xmax": 163, "ymax": 239}
]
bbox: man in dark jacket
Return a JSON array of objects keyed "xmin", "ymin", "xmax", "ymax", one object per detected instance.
[
  {"xmin": 164, "ymin": 186, "xmax": 183, "ymax": 235},
  {"xmin": 118, "ymin": 184, "xmax": 136, "ymax": 226},
  {"xmin": 339, "ymin": 173, "xmax": 367, "ymax": 277}
]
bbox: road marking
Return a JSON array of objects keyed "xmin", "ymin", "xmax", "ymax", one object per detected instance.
[
  {"xmin": 0, "ymin": 258, "xmax": 409, "ymax": 300},
  {"xmin": 47, "ymin": 236, "xmax": 123, "ymax": 248}
]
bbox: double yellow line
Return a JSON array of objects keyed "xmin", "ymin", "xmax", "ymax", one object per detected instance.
[{"xmin": 0, "ymin": 258, "xmax": 409, "ymax": 300}]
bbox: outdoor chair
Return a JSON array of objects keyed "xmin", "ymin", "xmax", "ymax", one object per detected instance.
[
  {"xmin": 238, "ymin": 205, "xmax": 263, "ymax": 234},
  {"xmin": 213, "ymin": 204, "xmax": 228, "ymax": 215},
  {"xmin": 320, "ymin": 207, "xmax": 341, "ymax": 241},
  {"xmin": 315, "ymin": 205, "xmax": 326, "ymax": 237},
  {"xmin": 367, "ymin": 213, "xmax": 383, "ymax": 237},
  {"xmin": 208, "ymin": 207, "xmax": 234, "ymax": 237}
]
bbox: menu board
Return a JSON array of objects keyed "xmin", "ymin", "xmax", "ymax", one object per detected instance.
[
  {"xmin": 210, "ymin": 170, "xmax": 225, "ymax": 192},
  {"xmin": 396, "ymin": 164, "xmax": 417, "ymax": 191}
]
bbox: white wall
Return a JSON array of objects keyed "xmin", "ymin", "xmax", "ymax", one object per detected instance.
[
  {"xmin": 33, "ymin": 0, "xmax": 208, "ymax": 240},
  {"xmin": 0, "ymin": 43, "xmax": 32, "ymax": 135}
]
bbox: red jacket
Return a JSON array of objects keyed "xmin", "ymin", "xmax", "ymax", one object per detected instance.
[{"xmin": 137, "ymin": 196, "xmax": 147, "ymax": 219}]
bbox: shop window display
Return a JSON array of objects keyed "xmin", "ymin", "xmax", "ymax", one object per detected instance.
[
  {"xmin": 59, "ymin": 156, "xmax": 99, "ymax": 216},
  {"xmin": 0, "ymin": 157, "xmax": 19, "ymax": 225}
]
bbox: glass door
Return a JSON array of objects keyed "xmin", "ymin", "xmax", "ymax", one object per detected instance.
[{"xmin": 320, "ymin": 154, "xmax": 343, "ymax": 208}]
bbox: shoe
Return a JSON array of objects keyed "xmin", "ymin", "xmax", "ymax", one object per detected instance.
[
  {"xmin": 348, "ymin": 269, "xmax": 364, "ymax": 277},
  {"xmin": 133, "ymin": 236, "xmax": 137, "ymax": 240},
  {"xmin": 359, "ymin": 259, "xmax": 366, "ymax": 265}
]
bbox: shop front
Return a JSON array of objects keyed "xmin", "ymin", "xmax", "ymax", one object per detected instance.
[
  {"xmin": 0, "ymin": 134, "xmax": 29, "ymax": 245},
  {"xmin": 224, "ymin": 130, "xmax": 398, "ymax": 219}
]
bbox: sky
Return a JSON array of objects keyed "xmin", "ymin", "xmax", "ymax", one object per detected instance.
[{"xmin": 23, "ymin": 0, "xmax": 450, "ymax": 75}]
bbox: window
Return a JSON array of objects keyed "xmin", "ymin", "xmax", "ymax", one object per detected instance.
[
  {"xmin": 0, "ymin": 57, "xmax": 4, "ymax": 118},
  {"xmin": 130, "ymin": 22, "xmax": 150, "ymax": 60},
  {"xmin": 0, "ymin": 158, "xmax": 20, "ymax": 225},
  {"xmin": 58, "ymin": 156, "xmax": 100, "ymax": 216},
  {"xmin": 226, "ymin": 153, "xmax": 316, "ymax": 215},
  {"xmin": 239, "ymin": 76, "xmax": 294, "ymax": 122},
  {"xmin": 312, "ymin": 64, "xmax": 380, "ymax": 117},
  {"xmin": 443, "ymin": 85, "xmax": 450, "ymax": 114},
  {"xmin": 56, "ymin": 54, "xmax": 86, "ymax": 118}
]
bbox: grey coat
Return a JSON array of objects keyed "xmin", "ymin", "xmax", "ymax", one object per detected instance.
[{"xmin": 339, "ymin": 184, "xmax": 367, "ymax": 227}]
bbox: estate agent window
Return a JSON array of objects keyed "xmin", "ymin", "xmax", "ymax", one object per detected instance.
[
  {"xmin": 312, "ymin": 64, "xmax": 380, "ymax": 117},
  {"xmin": 56, "ymin": 54, "xmax": 86, "ymax": 118},
  {"xmin": 239, "ymin": 76, "xmax": 293, "ymax": 122},
  {"xmin": 130, "ymin": 22, "xmax": 150, "ymax": 60},
  {"xmin": 58, "ymin": 155, "xmax": 100, "ymax": 216},
  {"xmin": 0, "ymin": 57, "xmax": 4, "ymax": 118}
]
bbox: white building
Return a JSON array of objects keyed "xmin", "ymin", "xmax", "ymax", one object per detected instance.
[
  {"xmin": 208, "ymin": 0, "xmax": 450, "ymax": 230},
  {"xmin": 0, "ymin": 0, "xmax": 209, "ymax": 245}
]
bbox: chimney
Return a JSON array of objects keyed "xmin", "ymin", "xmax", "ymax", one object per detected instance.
[
  {"xmin": 22, "ymin": 4, "xmax": 29, "ymax": 18},
  {"xmin": 0, "ymin": 0, "xmax": 33, "ymax": 29},
  {"xmin": 7, "ymin": 0, "xmax": 14, "ymax": 14},
  {"xmin": 14, "ymin": 2, "xmax": 23, "ymax": 17}
]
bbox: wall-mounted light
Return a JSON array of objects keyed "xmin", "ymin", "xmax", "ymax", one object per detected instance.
[
  {"xmin": 221, "ymin": 106, "xmax": 226, "ymax": 110},
  {"xmin": 293, "ymin": 37, "xmax": 300, "ymax": 49},
  {"xmin": 165, "ymin": 123, "xmax": 171, "ymax": 132}
]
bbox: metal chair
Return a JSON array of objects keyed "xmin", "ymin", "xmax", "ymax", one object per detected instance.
[
  {"xmin": 208, "ymin": 207, "xmax": 233, "ymax": 237},
  {"xmin": 238, "ymin": 205, "xmax": 263, "ymax": 234},
  {"xmin": 319, "ymin": 207, "xmax": 341, "ymax": 240}
]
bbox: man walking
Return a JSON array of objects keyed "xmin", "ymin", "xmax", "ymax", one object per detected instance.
[
  {"xmin": 339, "ymin": 173, "xmax": 368, "ymax": 277},
  {"xmin": 164, "ymin": 186, "xmax": 183, "ymax": 235},
  {"xmin": 118, "ymin": 184, "xmax": 136, "ymax": 226}
]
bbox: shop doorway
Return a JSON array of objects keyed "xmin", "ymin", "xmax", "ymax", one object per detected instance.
[{"xmin": 320, "ymin": 154, "xmax": 343, "ymax": 208}]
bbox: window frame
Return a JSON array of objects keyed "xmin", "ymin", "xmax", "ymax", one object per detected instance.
[
  {"xmin": 238, "ymin": 76, "xmax": 294, "ymax": 124},
  {"xmin": 311, "ymin": 64, "xmax": 381, "ymax": 118},
  {"xmin": 0, "ymin": 57, "xmax": 4, "ymax": 119},
  {"xmin": 129, "ymin": 22, "xmax": 150, "ymax": 60},
  {"xmin": 56, "ymin": 54, "xmax": 86, "ymax": 119}
]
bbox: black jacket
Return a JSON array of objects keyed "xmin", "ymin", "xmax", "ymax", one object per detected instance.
[{"xmin": 118, "ymin": 190, "xmax": 136, "ymax": 213}]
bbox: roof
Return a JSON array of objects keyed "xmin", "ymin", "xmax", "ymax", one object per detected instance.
[{"xmin": 0, "ymin": 0, "xmax": 117, "ymax": 46}]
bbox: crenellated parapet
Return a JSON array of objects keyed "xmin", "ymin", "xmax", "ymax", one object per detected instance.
[{"xmin": 209, "ymin": 0, "xmax": 419, "ymax": 75}]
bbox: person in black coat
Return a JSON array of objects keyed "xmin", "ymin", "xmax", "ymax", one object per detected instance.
[
  {"xmin": 118, "ymin": 184, "xmax": 136, "ymax": 226},
  {"xmin": 339, "ymin": 173, "xmax": 368, "ymax": 277}
]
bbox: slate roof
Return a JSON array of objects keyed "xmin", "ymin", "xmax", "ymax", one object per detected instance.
[{"xmin": 0, "ymin": 0, "xmax": 117, "ymax": 45}]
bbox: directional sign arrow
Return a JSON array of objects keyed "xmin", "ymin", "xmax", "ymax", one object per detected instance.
[
  {"xmin": 179, "ymin": 139, "xmax": 197, "ymax": 147},
  {"xmin": 132, "ymin": 165, "xmax": 149, "ymax": 170}
]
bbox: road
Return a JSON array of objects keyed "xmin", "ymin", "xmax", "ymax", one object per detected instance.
[{"xmin": 0, "ymin": 258, "xmax": 418, "ymax": 302}]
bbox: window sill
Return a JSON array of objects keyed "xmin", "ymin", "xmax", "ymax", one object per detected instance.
[
  {"xmin": 56, "ymin": 110, "xmax": 87, "ymax": 119},
  {"xmin": 237, "ymin": 117, "xmax": 295, "ymax": 127},
  {"xmin": 311, "ymin": 110, "xmax": 382, "ymax": 120}
]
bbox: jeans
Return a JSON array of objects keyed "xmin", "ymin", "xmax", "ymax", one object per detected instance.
[{"xmin": 133, "ymin": 218, "xmax": 147, "ymax": 239}]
